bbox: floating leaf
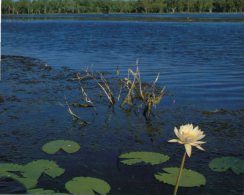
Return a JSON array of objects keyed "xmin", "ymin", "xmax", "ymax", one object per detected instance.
[
  {"xmin": 0, "ymin": 160, "xmax": 64, "ymax": 190},
  {"xmin": 42, "ymin": 140, "xmax": 80, "ymax": 154},
  {"xmin": 154, "ymin": 167, "xmax": 206, "ymax": 187},
  {"xmin": 209, "ymin": 157, "xmax": 244, "ymax": 175},
  {"xmin": 65, "ymin": 177, "xmax": 111, "ymax": 195},
  {"xmin": 119, "ymin": 152, "xmax": 170, "ymax": 165},
  {"xmin": 21, "ymin": 160, "xmax": 65, "ymax": 179},
  {"xmin": 0, "ymin": 163, "xmax": 23, "ymax": 171},
  {"xmin": 0, "ymin": 171, "xmax": 37, "ymax": 189},
  {"xmin": 27, "ymin": 188, "xmax": 56, "ymax": 194},
  {"xmin": 27, "ymin": 188, "xmax": 68, "ymax": 195}
]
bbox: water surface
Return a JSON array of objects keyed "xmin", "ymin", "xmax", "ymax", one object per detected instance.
[
  {"xmin": 2, "ymin": 14, "xmax": 244, "ymax": 109},
  {"xmin": 1, "ymin": 14, "xmax": 244, "ymax": 194}
]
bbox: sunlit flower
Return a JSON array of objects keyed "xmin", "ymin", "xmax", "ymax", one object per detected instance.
[{"xmin": 168, "ymin": 124, "xmax": 206, "ymax": 157}]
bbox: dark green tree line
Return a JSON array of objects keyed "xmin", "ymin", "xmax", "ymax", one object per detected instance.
[{"xmin": 2, "ymin": 0, "xmax": 244, "ymax": 14}]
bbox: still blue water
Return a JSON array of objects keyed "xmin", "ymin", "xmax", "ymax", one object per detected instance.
[{"xmin": 2, "ymin": 15, "xmax": 244, "ymax": 110}]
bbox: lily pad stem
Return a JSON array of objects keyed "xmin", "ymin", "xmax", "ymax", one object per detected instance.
[{"xmin": 173, "ymin": 151, "xmax": 186, "ymax": 195}]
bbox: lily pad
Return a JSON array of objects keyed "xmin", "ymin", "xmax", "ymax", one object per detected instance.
[
  {"xmin": 209, "ymin": 157, "xmax": 244, "ymax": 175},
  {"xmin": 0, "ymin": 163, "xmax": 23, "ymax": 171},
  {"xmin": 0, "ymin": 171, "xmax": 37, "ymax": 189},
  {"xmin": 154, "ymin": 167, "xmax": 206, "ymax": 187},
  {"xmin": 22, "ymin": 160, "xmax": 65, "ymax": 179},
  {"xmin": 65, "ymin": 177, "xmax": 111, "ymax": 195},
  {"xmin": 119, "ymin": 151, "xmax": 170, "ymax": 165},
  {"xmin": 27, "ymin": 188, "xmax": 56, "ymax": 194},
  {"xmin": 0, "ymin": 160, "xmax": 65, "ymax": 190},
  {"xmin": 27, "ymin": 188, "xmax": 68, "ymax": 194},
  {"xmin": 42, "ymin": 140, "xmax": 80, "ymax": 154}
]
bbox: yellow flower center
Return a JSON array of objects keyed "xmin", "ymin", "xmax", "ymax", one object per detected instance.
[{"xmin": 181, "ymin": 130, "xmax": 198, "ymax": 143}]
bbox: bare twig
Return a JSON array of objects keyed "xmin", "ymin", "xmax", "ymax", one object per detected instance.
[{"xmin": 65, "ymin": 99, "xmax": 80, "ymax": 120}]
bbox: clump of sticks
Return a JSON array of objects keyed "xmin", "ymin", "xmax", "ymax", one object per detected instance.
[
  {"xmin": 121, "ymin": 61, "xmax": 165, "ymax": 119},
  {"xmin": 67, "ymin": 61, "xmax": 165, "ymax": 122}
]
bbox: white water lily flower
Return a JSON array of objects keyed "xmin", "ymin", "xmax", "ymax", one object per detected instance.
[{"xmin": 168, "ymin": 124, "xmax": 206, "ymax": 157}]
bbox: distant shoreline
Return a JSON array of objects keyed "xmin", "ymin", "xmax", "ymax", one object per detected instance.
[{"xmin": 2, "ymin": 13, "xmax": 244, "ymax": 23}]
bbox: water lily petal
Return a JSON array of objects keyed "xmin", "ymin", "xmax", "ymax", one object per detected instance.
[
  {"xmin": 168, "ymin": 139, "xmax": 179, "ymax": 143},
  {"xmin": 174, "ymin": 128, "xmax": 180, "ymax": 138},
  {"xmin": 193, "ymin": 126, "xmax": 199, "ymax": 131},
  {"xmin": 184, "ymin": 144, "xmax": 192, "ymax": 157},
  {"xmin": 195, "ymin": 145, "xmax": 205, "ymax": 151},
  {"xmin": 196, "ymin": 134, "xmax": 205, "ymax": 140},
  {"xmin": 194, "ymin": 141, "xmax": 206, "ymax": 145}
]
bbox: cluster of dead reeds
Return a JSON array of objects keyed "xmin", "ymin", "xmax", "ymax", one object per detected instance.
[{"xmin": 67, "ymin": 62, "xmax": 165, "ymax": 123}]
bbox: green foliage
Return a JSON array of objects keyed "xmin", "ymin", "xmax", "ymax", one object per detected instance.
[
  {"xmin": 119, "ymin": 151, "xmax": 170, "ymax": 165},
  {"xmin": 22, "ymin": 160, "xmax": 65, "ymax": 179},
  {"xmin": 27, "ymin": 188, "xmax": 56, "ymax": 194},
  {"xmin": 154, "ymin": 167, "xmax": 206, "ymax": 187},
  {"xmin": 0, "ymin": 160, "xmax": 65, "ymax": 190},
  {"xmin": 27, "ymin": 188, "xmax": 68, "ymax": 194},
  {"xmin": 0, "ymin": 163, "xmax": 23, "ymax": 171},
  {"xmin": 42, "ymin": 140, "xmax": 80, "ymax": 154},
  {"xmin": 65, "ymin": 177, "xmax": 111, "ymax": 195},
  {"xmin": 2, "ymin": 0, "xmax": 243, "ymax": 14},
  {"xmin": 0, "ymin": 171, "xmax": 37, "ymax": 189},
  {"xmin": 209, "ymin": 156, "xmax": 244, "ymax": 175}
]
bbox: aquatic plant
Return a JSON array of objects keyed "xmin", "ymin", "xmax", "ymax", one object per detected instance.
[
  {"xmin": 42, "ymin": 140, "xmax": 81, "ymax": 154},
  {"xmin": 0, "ymin": 160, "xmax": 64, "ymax": 190},
  {"xmin": 209, "ymin": 156, "xmax": 244, "ymax": 175},
  {"xmin": 121, "ymin": 62, "xmax": 165, "ymax": 119},
  {"xmin": 65, "ymin": 98, "xmax": 88, "ymax": 126},
  {"xmin": 119, "ymin": 151, "xmax": 170, "ymax": 165},
  {"xmin": 72, "ymin": 62, "xmax": 165, "ymax": 120},
  {"xmin": 75, "ymin": 72, "xmax": 95, "ymax": 107},
  {"xmin": 65, "ymin": 177, "xmax": 111, "ymax": 195},
  {"xmin": 155, "ymin": 167, "xmax": 206, "ymax": 187},
  {"xmin": 168, "ymin": 124, "xmax": 206, "ymax": 195},
  {"xmin": 83, "ymin": 70, "xmax": 116, "ymax": 105},
  {"xmin": 27, "ymin": 188, "xmax": 58, "ymax": 194}
]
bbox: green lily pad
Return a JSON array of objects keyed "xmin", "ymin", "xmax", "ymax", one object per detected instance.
[
  {"xmin": 42, "ymin": 140, "xmax": 80, "ymax": 154},
  {"xmin": 119, "ymin": 152, "xmax": 170, "ymax": 165},
  {"xmin": 27, "ymin": 188, "xmax": 56, "ymax": 194},
  {"xmin": 27, "ymin": 188, "xmax": 68, "ymax": 194},
  {"xmin": 0, "ymin": 160, "xmax": 64, "ymax": 190},
  {"xmin": 22, "ymin": 160, "xmax": 65, "ymax": 179},
  {"xmin": 209, "ymin": 157, "xmax": 244, "ymax": 175},
  {"xmin": 0, "ymin": 163, "xmax": 23, "ymax": 171},
  {"xmin": 65, "ymin": 177, "xmax": 111, "ymax": 195},
  {"xmin": 154, "ymin": 167, "xmax": 206, "ymax": 187},
  {"xmin": 0, "ymin": 171, "xmax": 37, "ymax": 189}
]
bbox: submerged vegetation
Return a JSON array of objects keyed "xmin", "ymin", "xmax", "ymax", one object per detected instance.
[{"xmin": 2, "ymin": 0, "xmax": 244, "ymax": 14}]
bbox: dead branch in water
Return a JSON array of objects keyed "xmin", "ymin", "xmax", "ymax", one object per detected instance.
[
  {"xmin": 75, "ymin": 73, "xmax": 94, "ymax": 107},
  {"xmin": 65, "ymin": 97, "xmax": 88, "ymax": 126},
  {"xmin": 121, "ymin": 62, "xmax": 165, "ymax": 119},
  {"xmin": 71, "ymin": 62, "xmax": 165, "ymax": 121},
  {"xmin": 81, "ymin": 69, "xmax": 116, "ymax": 105}
]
